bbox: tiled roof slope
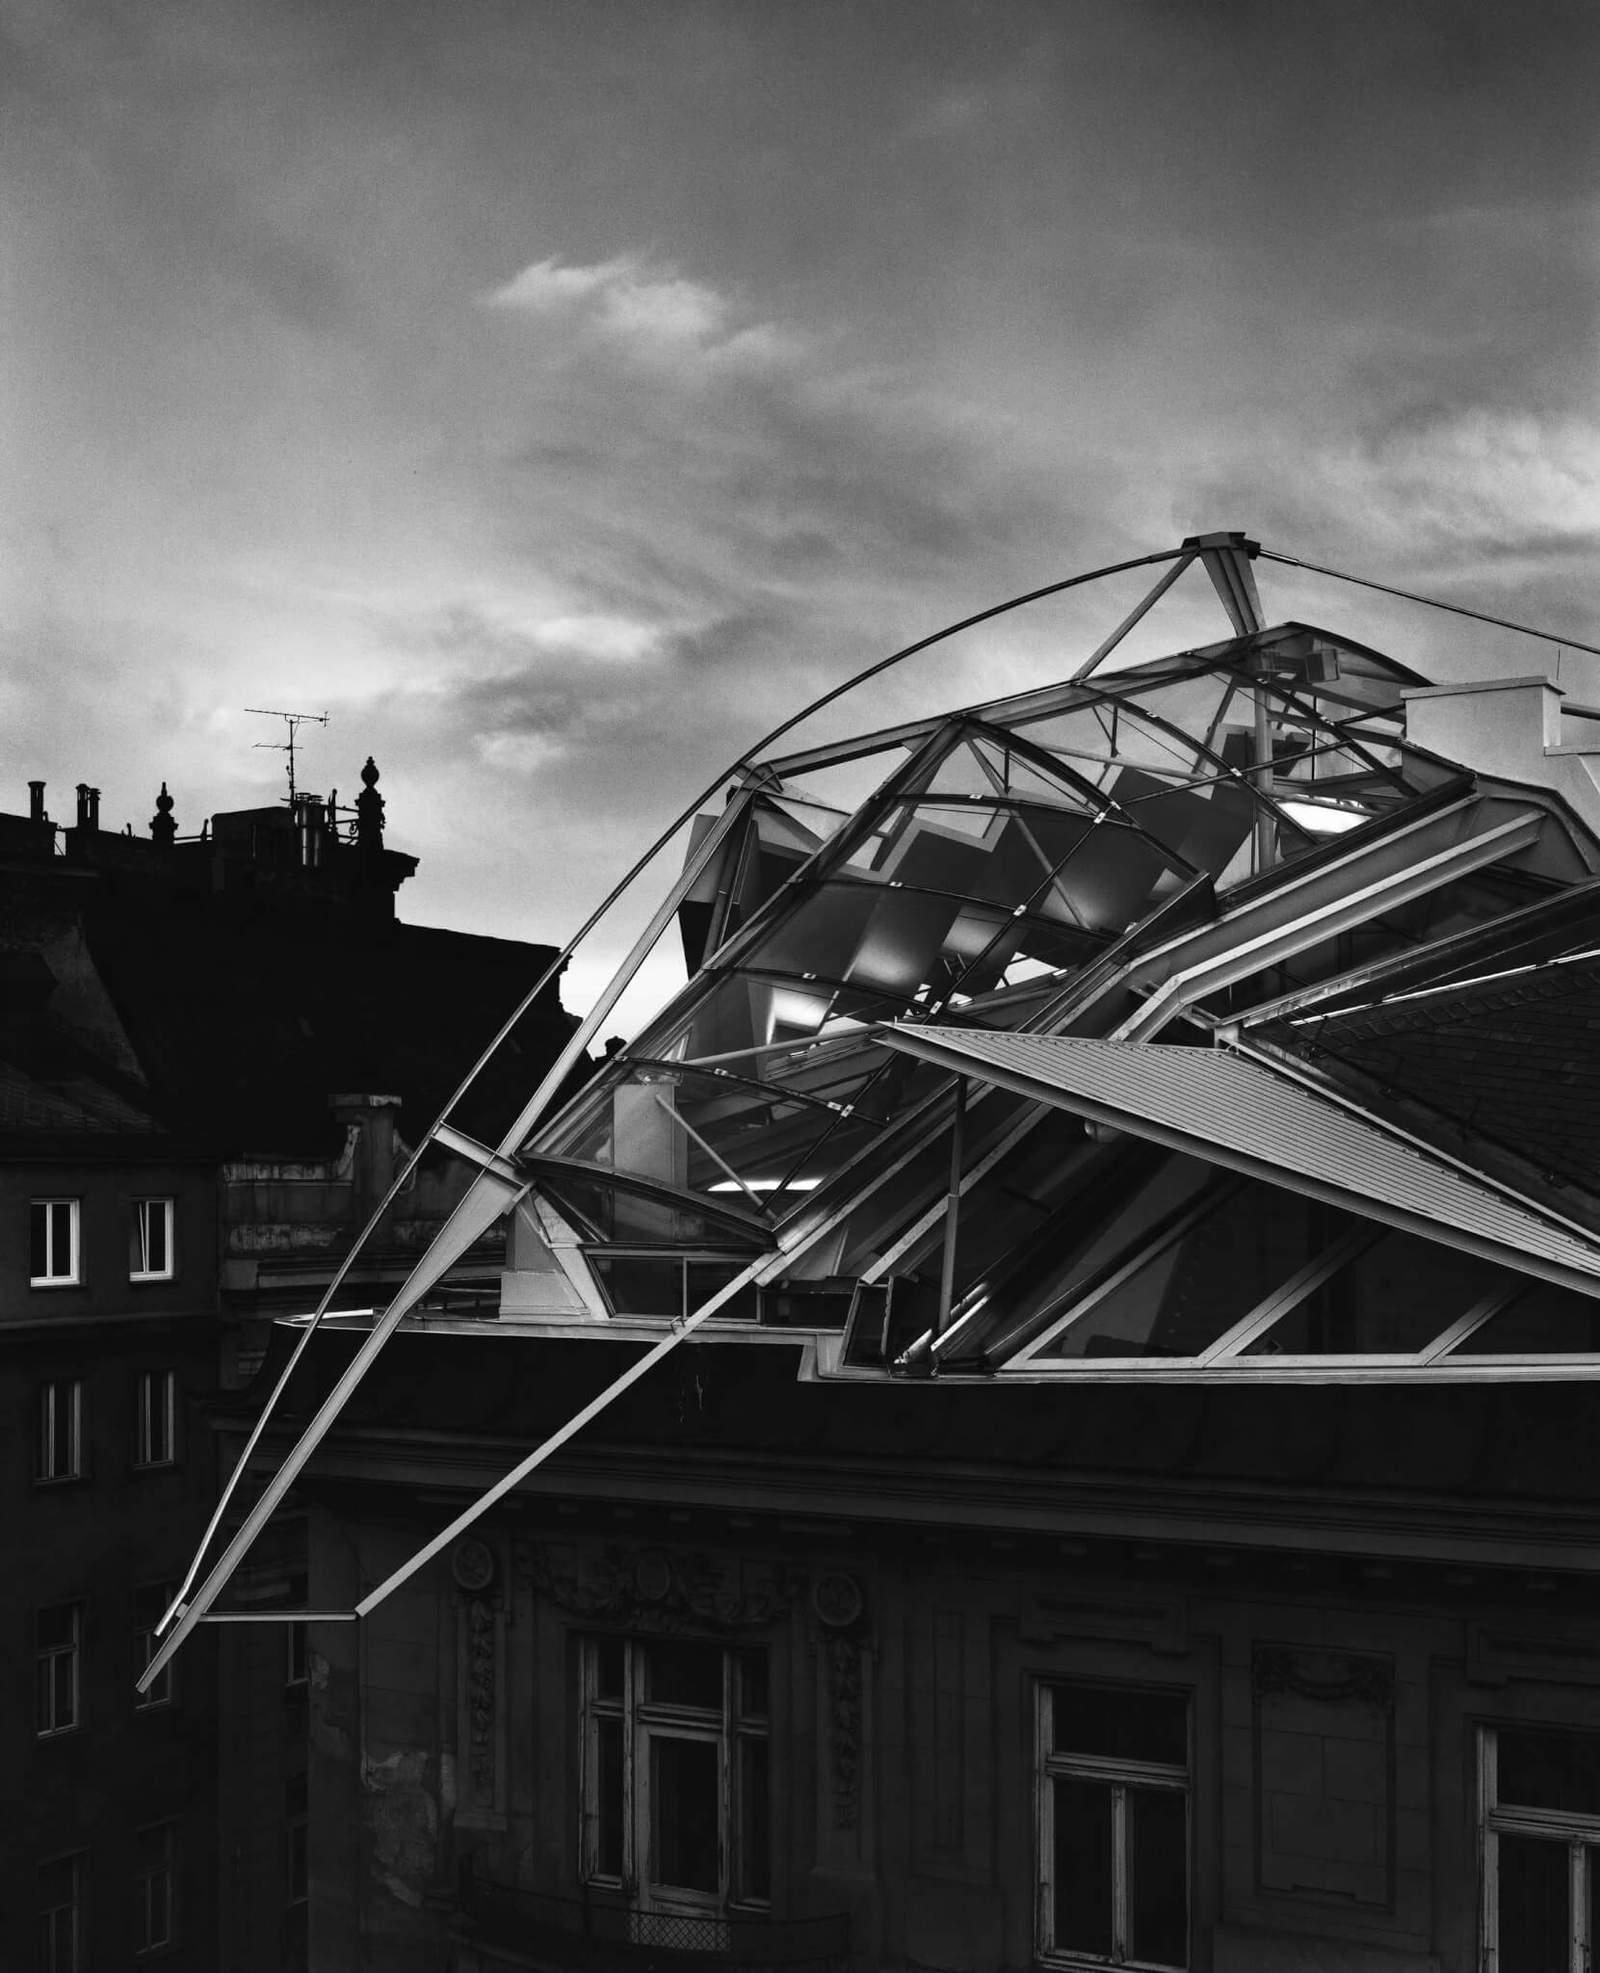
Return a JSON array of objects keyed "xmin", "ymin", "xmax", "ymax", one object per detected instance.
[{"xmin": 1267, "ymin": 953, "xmax": 1600, "ymax": 1199}]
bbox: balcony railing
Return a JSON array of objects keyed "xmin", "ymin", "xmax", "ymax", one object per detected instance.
[{"xmin": 459, "ymin": 1863, "xmax": 852, "ymax": 1973}]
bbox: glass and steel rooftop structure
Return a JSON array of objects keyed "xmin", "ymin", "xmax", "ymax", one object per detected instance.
[{"xmin": 145, "ymin": 530, "xmax": 1600, "ymax": 1673}]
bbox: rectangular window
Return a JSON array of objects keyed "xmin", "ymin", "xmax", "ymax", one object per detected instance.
[
  {"xmin": 135, "ymin": 1372, "xmax": 176, "ymax": 1469},
  {"xmin": 1482, "ymin": 1722, "xmax": 1600, "ymax": 1968},
  {"xmin": 30, "ymin": 1199, "xmax": 80, "ymax": 1286},
  {"xmin": 134, "ymin": 1822, "xmax": 176, "ymax": 1954},
  {"xmin": 135, "ymin": 1584, "xmax": 175, "ymax": 1710},
  {"xmin": 36, "ymin": 1380, "xmax": 83, "ymax": 1483},
  {"xmin": 129, "ymin": 1199, "xmax": 174, "ymax": 1282},
  {"xmin": 37, "ymin": 1602, "xmax": 82, "ymax": 1737},
  {"xmin": 581, "ymin": 1636, "xmax": 770, "ymax": 1916},
  {"xmin": 1037, "ymin": 1681, "xmax": 1189, "ymax": 1970},
  {"xmin": 39, "ymin": 1852, "xmax": 85, "ymax": 1973}
]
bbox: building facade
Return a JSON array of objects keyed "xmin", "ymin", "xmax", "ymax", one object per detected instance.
[{"xmin": 0, "ymin": 761, "xmax": 578, "ymax": 1971}]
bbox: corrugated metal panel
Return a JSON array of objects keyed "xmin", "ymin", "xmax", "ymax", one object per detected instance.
[{"xmin": 876, "ymin": 1024, "xmax": 1600, "ymax": 1292}]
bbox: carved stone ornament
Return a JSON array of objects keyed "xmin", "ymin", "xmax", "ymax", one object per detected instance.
[
  {"xmin": 812, "ymin": 1570, "xmax": 864, "ymax": 1630},
  {"xmin": 1252, "ymin": 1644, "xmax": 1394, "ymax": 1710},
  {"xmin": 825, "ymin": 1632, "xmax": 863, "ymax": 1831},
  {"xmin": 514, "ymin": 1539, "xmax": 801, "ymax": 1634},
  {"xmin": 451, "ymin": 1536, "xmax": 497, "ymax": 1594},
  {"xmin": 466, "ymin": 1598, "xmax": 496, "ymax": 1788}
]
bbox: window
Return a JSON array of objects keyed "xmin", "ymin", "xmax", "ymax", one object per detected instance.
[
  {"xmin": 135, "ymin": 1585, "xmax": 174, "ymax": 1710},
  {"xmin": 286, "ymin": 1773, "xmax": 308, "ymax": 1904},
  {"xmin": 39, "ymin": 1852, "xmax": 85, "ymax": 1973},
  {"xmin": 30, "ymin": 1199, "xmax": 80, "ymax": 1286},
  {"xmin": 134, "ymin": 1822, "xmax": 176, "ymax": 1954},
  {"xmin": 1482, "ymin": 1723, "xmax": 1600, "ymax": 1966},
  {"xmin": 135, "ymin": 1372, "xmax": 176, "ymax": 1469},
  {"xmin": 37, "ymin": 1602, "xmax": 81, "ymax": 1737},
  {"xmin": 582, "ymin": 1636, "xmax": 770, "ymax": 1916},
  {"xmin": 129, "ymin": 1199, "xmax": 174, "ymax": 1282},
  {"xmin": 35, "ymin": 1380, "xmax": 83, "ymax": 1483},
  {"xmin": 1037, "ymin": 1681, "xmax": 1189, "ymax": 1970}
]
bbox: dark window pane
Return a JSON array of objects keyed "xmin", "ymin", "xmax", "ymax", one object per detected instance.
[
  {"xmin": 650, "ymin": 1736, "xmax": 720, "ymax": 1895},
  {"xmin": 1052, "ymin": 1775, "xmax": 1113, "ymax": 1956},
  {"xmin": 686, "ymin": 1263, "xmax": 758, "ymax": 1321},
  {"xmin": 1052, "ymin": 1684, "xmax": 1188, "ymax": 1766},
  {"xmin": 1128, "ymin": 1786, "xmax": 1188, "ymax": 1968},
  {"xmin": 1499, "ymin": 1727, "xmax": 1600, "ymax": 1815},
  {"xmin": 736, "ymin": 1735, "xmax": 770, "ymax": 1903},
  {"xmin": 645, "ymin": 1639, "xmax": 723, "ymax": 1712},
  {"xmin": 1246, "ymin": 1227, "xmax": 1488, "ymax": 1355},
  {"xmin": 1457, "ymin": 1282, "xmax": 1600, "ymax": 1354},
  {"xmin": 1047, "ymin": 1182, "xmax": 1336, "ymax": 1360},
  {"xmin": 737, "ymin": 1650, "xmax": 768, "ymax": 1722},
  {"xmin": 594, "ymin": 1639, "xmax": 625, "ymax": 1702},
  {"xmin": 593, "ymin": 1257, "xmax": 682, "ymax": 1319},
  {"xmin": 30, "ymin": 1203, "xmax": 47, "ymax": 1280},
  {"xmin": 1496, "ymin": 1832, "xmax": 1569, "ymax": 1973},
  {"xmin": 596, "ymin": 1718, "xmax": 624, "ymax": 1879}
]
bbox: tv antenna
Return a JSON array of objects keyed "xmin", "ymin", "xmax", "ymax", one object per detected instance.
[{"xmin": 246, "ymin": 707, "xmax": 329, "ymax": 803}]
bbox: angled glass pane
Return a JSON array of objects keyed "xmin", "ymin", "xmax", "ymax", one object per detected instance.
[
  {"xmin": 1052, "ymin": 1776, "xmax": 1114, "ymax": 1955},
  {"xmin": 1242, "ymin": 1225, "xmax": 1487, "ymax": 1355},
  {"xmin": 1038, "ymin": 1182, "xmax": 1342, "ymax": 1360},
  {"xmin": 1109, "ymin": 764, "xmax": 1257, "ymax": 878},
  {"xmin": 1450, "ymin": 1280, "xmax": 1600, "ymax": 1354}
]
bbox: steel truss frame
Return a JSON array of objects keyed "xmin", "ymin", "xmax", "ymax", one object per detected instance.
[{"xmin": 143, "ymin": 531, "xmax": 1600, "ymax": 1689}]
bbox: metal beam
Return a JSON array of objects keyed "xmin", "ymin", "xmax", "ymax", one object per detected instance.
[
  {"xmin": 1111, "ymin": 808, "xmax": 1542, "ymax": 1041},
  {"xmin": 141, "ymin": 1164, "xmax": 525, "ymax": 1690},
  {"xmin": 1187, "ymin": 530, "xmax": 1265, "ymax": 638},
  {"xmin": 1071, "ymin": 551, "xmax": 1198, "ymax": 682}
]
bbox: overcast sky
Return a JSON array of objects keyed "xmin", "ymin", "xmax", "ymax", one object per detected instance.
[{"xmin": 4, "ymin": 0, "xmax": 1598, "ymax": 1018}]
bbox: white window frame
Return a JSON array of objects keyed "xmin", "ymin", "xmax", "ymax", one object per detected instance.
[
  {"xmin": 1479, "ymin": 1723, "xmax": 1600, "ymax": 1971},
  {"xmin": 580, "ymin": 1636, "xmax": 770, "ymax": 1919},
  {"xmin": 1036, "ymin": 1680, "xmax": 1190, "ymax": 1971},
  {"xmin": 36, "ymin": 1380, "xmax": 83, "ymax": 1484},
  {"xmin": 130, "ymin": 1198, "xmax": 175, "ymax": 1283},
  {"xmin": 134, "ymin": 1821, "xmax": 176, "ymax": 1955},
  {"xmin": 135, "ymin": 1371, "xmax": 176, "ymax": 1469},
  {"xmin": 30, "ymin": 1198, "xmax": 80, "ymax": 1288},
  {"xmin": 37, "ymin": 1602, "xmax": 82, "ymax": 1738},
  {"xmin": 40, "ymin": 1850, "xmax": 86, "ymax": 1973}
]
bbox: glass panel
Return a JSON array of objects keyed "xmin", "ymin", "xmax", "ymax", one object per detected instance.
[
  {"xmin": 1454, "ymin": 1282, "xmax": 1600, "ymax": 1354},
  {"xmin": 1052, "ymin": 1685, "xmax": 1188, "ymax": 1766},
  {"xmin": 650, "ymin": 1735, "xmax": 721, "ymax": 1895},
  {"xmin": 1496, "ymin": 1831, "xmax": 1569, "ymax": 1973},
  {"xmin": 1044, "ymin": 1183, "xmax": 1337, "ymax": 1360},
  {"xmin": 644, "ymin": 1639, "xmax": 724, "ymax": 1712},
  {"xmin": 1498, "ymin": 1727, "xmax": 1600, "ymax": 1815},
  {"xmin": 1127, "ymin": 1786, "xmax": 1188, "ymax": 1968},
  {"xmin": 736, "ymin": 1650, "xmax": 768, "ymax": 1722},
  {"xmin": 593, "ymin": 1638, "xmax": 625, "ymax": 1701},
  {"xmin": 1244, "ymin": 1227, "xmax": 1488, "ymax": 1355},
  {"xmin": 686, "ymin": 1263, "xmax": 758, "ymax": 1320},
  {"xmin": 1052, "ymin": 1775, "xmax": 1113, "ymax": 1956},
  {"xmin": 593, "ymin": 1256, "xmax": 681, "ymax": 1319},
  {"xmin": 596, "ymin": 1717, "xmax": 624, "ymax": 1877},
  {"xmin": 1109, "ymin": 764, "xmax": 1256, "ymax": 879},
  {"xmin": 736, "ymin": 1736, "xmax": 770, "ymax": 1903}
]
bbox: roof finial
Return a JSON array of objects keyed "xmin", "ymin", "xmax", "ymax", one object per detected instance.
[
  {"xmin": 151, "ymin": 781, "xmax": 177, "ymax": 848},
  {"xmin": 356, "ymin": 756, "xmax": 385, "ymax": 852}
]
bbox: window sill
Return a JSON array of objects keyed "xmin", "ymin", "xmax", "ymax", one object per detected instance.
[
  {"xmin": 129, "ymin": 1273, "xmax": 176, "ymax": 1286},
  {"xmin": 29, "ymin": 1279, "xmax": 82, "ymax": 1291}
]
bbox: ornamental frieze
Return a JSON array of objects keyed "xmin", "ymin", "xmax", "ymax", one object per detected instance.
[{"xmin": 513, "ymin": 1537, "xmax": 803, "ymax": 1633}]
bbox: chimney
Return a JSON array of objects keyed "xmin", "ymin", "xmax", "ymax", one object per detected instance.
[
  {"xmin": 28, "ymin": 781, "xmax": 46, "ymax": 823},
  {"xmin": 75, "ymin": 784, "xmax": 101, "ymax": 832}
]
